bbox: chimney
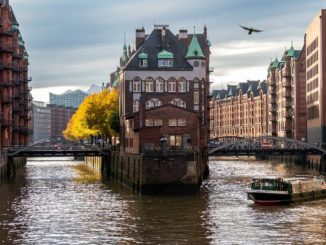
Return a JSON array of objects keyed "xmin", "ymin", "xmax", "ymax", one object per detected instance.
[
  {"xmin": 136, "ymin": 27, "xmax": 145, "ymax": 50},
  {"xmin": 179, "ymin": 29, "xmax": 188, "ymax": 46},
  {"xmin": 0, "ymin": 0, "xmax": 9, "ymax": 6}
]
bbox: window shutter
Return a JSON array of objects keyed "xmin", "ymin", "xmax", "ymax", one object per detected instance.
[{"xmin": 187, "ymin": 81, "xmax": 190, "ymax": 92}]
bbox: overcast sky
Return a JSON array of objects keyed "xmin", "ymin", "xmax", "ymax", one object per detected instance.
[{"xmin": 10, "ymin": 0, "xmax": 326, "ymax": 102}]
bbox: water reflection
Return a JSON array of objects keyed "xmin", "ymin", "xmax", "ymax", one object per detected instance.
[{"xmin": 0, "ymin": 158, "xmax": 325, "ymax": 244}]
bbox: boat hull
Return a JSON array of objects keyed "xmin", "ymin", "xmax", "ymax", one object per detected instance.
[
  {"xmin": 248, "ymin": 189, "xmax": 326, "ymax": 205},
  {"xmin": 247, "ymin": 191, "xmax": 291, "ymax": 205}
]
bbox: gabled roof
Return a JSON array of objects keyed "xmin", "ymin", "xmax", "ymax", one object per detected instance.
[
  {"xmin": 215, "ymin": 89, "xmax": 227, "ymax": 99},
  {"xmin": 257, "ymin": 80, "xmax": 267, "ymax": 94},
  {"xmin": 125, "ymin": 28, "xmax": 207, "ymax": 70},
  {"xmin": 186, "ymin": 34, "xmax": 205, "ymax": 59}
]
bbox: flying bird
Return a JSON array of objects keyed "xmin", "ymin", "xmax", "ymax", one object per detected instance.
[{"xmin": 240, "ymin": 25, "xmax": 263, "ymax": 35}]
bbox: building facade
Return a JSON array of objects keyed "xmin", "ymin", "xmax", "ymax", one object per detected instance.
[
  {"xmin": 210, "ymin": 80, "xmax": 268, "ymax": 139},
  {"xmin": 112, "ymin": 25, "xmax": 211, "ymax": 193},
  {"xmin": 47, "ymin": 104, "xmax": 75, "ymax": 141},
  {"xmin": 119, "ymin": 25, "xmax": 210, "ymax": 155},
  {"xmin": 31, "ymin": 101, "xmax": 51, "ymax": 143},
  {"xmin": 0, "ymin": 0, "xmax": 31, "ymax": 149},
  {"xmin": 305, "ymin": 9, "xmax": 326, "ymax": 147},
  {"xmin": 267, "ymin": 45, "xmax": 306, "ymax": 140}
]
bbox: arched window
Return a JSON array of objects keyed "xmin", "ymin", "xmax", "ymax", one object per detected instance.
[
  {"xmin": 156, "ymin": 78, "xmax": 164, "ymax": 92},
  {"xmin": 133, "ymin": 77, "xmax": 141, "ymax": 92},
  {"xmin": 178, "ymin": 78, "xmax": 187, "ymax": 93},
  {"xmin": 145, "ymin": 77, "xmax": 154, "ymax": 92},
  {"xmin": 145, "ymin": 98, "xmax": 162, "ymax": 109},
  {"xmin": 168, "ymin": 77, "xmax": 176, "ymax": 92},
  {"xmin": 133, "ymin": 100, "xmax": 139, "ymax": 112},
  {"xmin": 145, "ymin": 100, "xmax": 154, "ymax": 109},
  {"xmin": 170, "ymin": 98, "xmax": 186, "ymax": 108}
]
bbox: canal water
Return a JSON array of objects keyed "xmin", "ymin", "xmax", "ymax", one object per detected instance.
[{"xmin": 0, "ymin": 157, "xmax": 325, "ymax": 244}]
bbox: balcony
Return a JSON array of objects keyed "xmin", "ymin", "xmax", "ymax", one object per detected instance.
[
  {"xmin": 268, "ymin": 104, "xmax": 277, "ymax": 112},
  {"xmin": 1, "ymin": 116, "xmax": 13, "ymax": 127},
  {"xmin": 282, "ymin": 80, "xmax": 291, "ymax": 87},
  {"xmin": 2, "ymin": 95, "xmax": 13, "ymax": 103},
  {"xmin": 282, "ymin": 99, "xmax": 292, "ymax": 108},
  {"xmin": 209, "ymin": 67, "xmax": 214, "ymax": 73},
  {"xmin": 269, "ymin": 87, "xmax": 277, "ymax": 95},
  {"xmin": 0, "ymin": 43, "xmax": 14, "ymax": 52},
  {"xmin": 13, "ymin": 53, "xmax": 24, "ymax": 59},
  {"xmin": 269, "ymin": 114, "xmax": 277, "ymax": 122},
  {"xmin": 284, "ymin": 122, "xmax": 293, "ymax": 131},
  {"xmin": 282, "ymin": 110, "xmax": 293, "ymax": 118},
  {"xmin": 282, "ymin": 89, "xmax": 292, "ymax": 97},
  {"xmin": 0, "ymin": 27, "xmax": 13, "ymax": 37},
  {"xmin": 268, "ymin": 80, "xmax": 276, "ymax": 86},
  {"xmin": 2, "ymin": 80, "xmax": 13, "ymax": 87}
]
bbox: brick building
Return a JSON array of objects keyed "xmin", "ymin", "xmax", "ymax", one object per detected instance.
[
  {"xmin": 119, "ymin": 25, "xmax": 211, "ymax": 155},
  {"xmin": 109, "ymin": 25, "xmax": 211, "ymax": 193},
  {"xmin": 305, "ymin": 9, "xmax": 326, "ymax": 147},
  {"xmin": 210, "ymin": 80, "xmax": 268, "ymax": 139},
  {"xmin": 267, "ymin": 45, "xmax": 306, "ymax": 140},
  {"xmin": 0, "ymin": 0, "xmax": 31, "ymax": 149},
  {"xmin": 47, "ymin": 104, "xmax": 76, "ymax": 141}
]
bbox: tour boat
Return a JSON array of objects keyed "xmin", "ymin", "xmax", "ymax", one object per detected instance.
[{"xmin": 247, "ymin": 176, "xmax": 326, "ymax": 205}]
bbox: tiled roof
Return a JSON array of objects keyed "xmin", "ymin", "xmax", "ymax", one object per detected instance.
[
  {"xmin": 125, "ymin": 28, "xmax": 207, "ymax": 70},
  {"xmin": 213, "ymin": 80, "xmax": 267, "ymax": 101}
]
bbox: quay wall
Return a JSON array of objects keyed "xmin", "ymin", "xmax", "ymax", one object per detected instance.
[
  {"xmin": 85, "ymin": 150, "xmax": 209, "ymax": 194},
  {"xmin": 0, "ymin": 154, "xmax": 27, "ymax": 184},
  {"xmin": 260, "ymin": 154, "xmax": 326, "ymax": 174}
]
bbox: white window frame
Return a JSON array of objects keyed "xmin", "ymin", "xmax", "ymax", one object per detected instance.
[
  {"xmin": 133, "ymin": 78, "xmax": 141, "ymax": 92},
  {"xmin": 133, "ymin": 100, "xmax": 139, "ymax": 112},
  {"xmin": 178, "ymin": 78, "xmax": 187, "ymax": 93},
  {"xmin": 168, "ymin": 78, "xmax": 177, "ymax": 92},
  {"xmin": 145, "ymin": 78, "xmax": 154, "ymax": 92},
  {"xmin": 156, "ymin": 78, "xmax": 164, "ymax": 92}
]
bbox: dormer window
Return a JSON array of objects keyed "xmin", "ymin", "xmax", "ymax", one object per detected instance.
[
  {"xmin": 157, "ymin": 49, "xmax": 174, "ymax": 68},
  {"xmin": 138, "ymin": 52, "xmax": 148, "ymax": 68}
]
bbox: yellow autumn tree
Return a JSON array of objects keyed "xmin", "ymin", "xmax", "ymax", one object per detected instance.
[{"xmin": 63, "ymin": 89, "xmax": 119, "ymax": 142}]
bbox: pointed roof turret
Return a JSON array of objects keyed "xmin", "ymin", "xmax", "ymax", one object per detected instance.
[
  {"xmin": 185, "ymin": 34, "xmax": 205, "ymax": 59},
  {"xmin": 271, "ymin": 57, "xmax": 279, "ymax": 68},
  {"xmin": 287, "ymin": 45, "xmax": 295, "ymax": 57}
]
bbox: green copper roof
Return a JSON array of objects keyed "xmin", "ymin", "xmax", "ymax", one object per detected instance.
[
  {"xmin": 23, "ymin": 50, "xmax": 29, "ymax": 60},
  {"xmin": 271, "ymin": 58, "xmax": 279, "ymax": 68},
  {"xmin": 157, "ymin": 49, "xmax": 174, "ymax": 59},
  {"xmin": 186, "ymin": 35, "xmax": 205, "ymax": 59},
  {"xmin": 11, "ymin": 23, "xmax": 19, "ymax": 32},
  {"xmin": 287, "ymin": 46, "xmax": 295, "ymax": 57},
  {"xmin": 138, "ymin": 51, "xmax": 148, "ymax": 59}
]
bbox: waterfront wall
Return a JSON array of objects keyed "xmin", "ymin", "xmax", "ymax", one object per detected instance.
[
  {"xmin": 0, "ymin": 154, "xmax": 27, "ymax": 184},
  {"xmin": 85, "ymin": 150, "xmax": 208, "ymax": 194},
  {"xmin": 262, "ymin": 154, "xmax": 326, "ymax": 174}
]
